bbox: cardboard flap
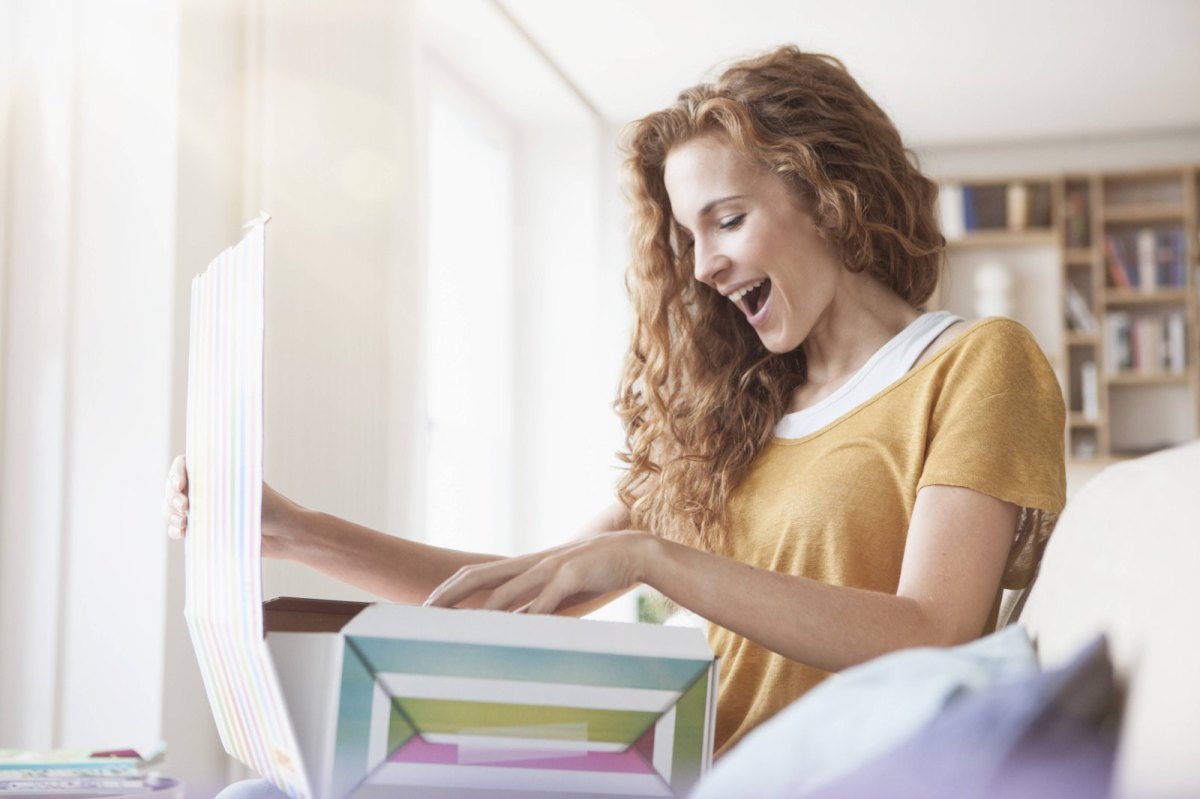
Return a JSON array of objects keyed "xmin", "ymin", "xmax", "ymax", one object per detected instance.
[{"xmin": 264, "ymin": 597, "xmax": 371, "ymax": 634}]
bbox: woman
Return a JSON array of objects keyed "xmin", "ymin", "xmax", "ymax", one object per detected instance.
[{"xmin": 166, "ymin": 44, "xmax": 1064, "ymax": 780}]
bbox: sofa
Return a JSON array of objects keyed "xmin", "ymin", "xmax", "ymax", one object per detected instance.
[{"xmin": 1017, "ymin": 440, "xmax": 1200, "ymax": 798}]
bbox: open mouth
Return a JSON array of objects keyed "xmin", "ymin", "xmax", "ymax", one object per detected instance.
[{"xmin": 736, "ymin": 279, "xmax": 771, "ymax": 318}]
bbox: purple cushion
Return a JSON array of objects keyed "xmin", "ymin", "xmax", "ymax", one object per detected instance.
[{"xmin": 807, "ymin": 635, "xmax": 1118, "ymax": 799}]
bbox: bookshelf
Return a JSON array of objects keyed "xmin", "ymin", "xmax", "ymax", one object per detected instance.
[
  {"xmin": 935, "ymin": 167, "xmax": 1200, "ymax": 464},
  {"xmin": 1076, "ymin": 168, "xmax": 1197, "ymax": 460},
  {"xmin": 932, "ymin": 177, "xmax": 1058, "ymax": 312}
]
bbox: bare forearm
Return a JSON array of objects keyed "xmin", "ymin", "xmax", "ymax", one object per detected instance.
[
  {"xmin": 278, "ymin": 509, "xmax": 501, "ymax": 605},
  {"xmin": 274, "ymin": 499, "xmax": 632, "ymax": 607},
  {"xmin": 642, "ymin": 537, "xmax": 952, "ymax": 673}
]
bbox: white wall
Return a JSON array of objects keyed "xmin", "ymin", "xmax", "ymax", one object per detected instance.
[
  {"xmin": 58, "ymin": 0, "xmax": 179, "ymax": 748},
  {"xmin": 915, "ymin": 130, "xmax": 1200, "ymax": 179},
  {"xmin": 0, "ymin": 0, "xmax": 76, "ymax": 749},
  {"xmin": 0, "ymin": 0, "xmax": 178, "ymax": 752}
]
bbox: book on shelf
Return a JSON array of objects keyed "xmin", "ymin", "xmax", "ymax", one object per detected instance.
[
  {"xmin": 1065, "ymin": 187, "xmax": 1090, "ymax": 248},
  {"xmin": 1080, "ymin": 360, "xmax": 1100, "ymax": 420},
  {"xmin": 964, "ymin": 184, "xmax": 1007, "ymax": 230},
  {"xmin": 1104, "ymin": 229, "xmax": 1187, "ymax": 291},
  {"xmin": 1157, "ymin": 230, "xmax": 1187, "ymax": 288},
  {"xmin": 1167, "ymin": 313, "xmax": 1187, "ymax": 373},
  {"xmin": 1064, "ymin": 282, "xmax": 1098, "ymax": 333},
  {"xmin": 1026, "ymin": 182, "xmax": 1052, "ymax": 228},
  {"xmin": 1006, "ymin": 183, "xmax": 1027, "ymax": 230},
  {"xmin": 1105, "ymin": 235, "xmax": 1135, "ymax": 289},
  {"xmin": 1103, "ymin": 311, "xmax": 1188, "ymax": 374},
  {"xmin": 1136, "ymin": 229, "xmax": 1157, "ymax": 292},
  {"xmin": 1104, "ymin": 311, "xmax": 1133, "ymax": 373},
  {"xmin": 938, "ymin": 182, "xmax": 966, "ymax": 240},
  {"xmin": 939, "ymin": 180, "xmax": 1052, "ymax": 236},
  {"xmin": 1133, "ymin": 317, "xmax": 1158, "ymax": 373}
]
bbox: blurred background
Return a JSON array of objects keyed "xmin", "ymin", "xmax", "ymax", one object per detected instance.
[{"xmin": 1, "ymin": 0, "xmax": 1197, "ymax": 793}]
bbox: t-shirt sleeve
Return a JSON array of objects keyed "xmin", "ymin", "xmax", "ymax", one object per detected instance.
[{"xmin": 918, "ymin": 319, "xmax": 1066, "ymax": 516}]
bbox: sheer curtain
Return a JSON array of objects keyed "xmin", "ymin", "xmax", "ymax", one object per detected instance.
[
  {"xmin": 0, "ymin": 0, "xmax": 177, "ymax": 752},
  {"xmin": 422, "ymin": 66, "xmax": 517, "ymax": 556}
]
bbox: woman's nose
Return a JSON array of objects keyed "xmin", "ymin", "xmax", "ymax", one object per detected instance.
[{"xmin": 693, "ymin": 241, "xmax": 730, "ymax": 287}]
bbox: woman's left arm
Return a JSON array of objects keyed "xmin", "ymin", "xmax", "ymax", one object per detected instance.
[{"xmin": 425, "ymin": 483, "xmax": 1017, "ymax": 672}]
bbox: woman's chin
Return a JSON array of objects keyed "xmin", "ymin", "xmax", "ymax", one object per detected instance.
[
  {"xmin": 758, "ymin": 335, "xmax": 797, "ymax": 355},
  {"xmin": 752, "ymin": 322, "xmax": 797, "ymax": 354}
]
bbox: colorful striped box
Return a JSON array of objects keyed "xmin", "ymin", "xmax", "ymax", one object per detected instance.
[
  {"xmin": 265, "ymin": 599, "xmax": 715, "ymax": 798},
  {"xmin": 184, "ymin": 220, "xmax": 717, "ymax": 798}
]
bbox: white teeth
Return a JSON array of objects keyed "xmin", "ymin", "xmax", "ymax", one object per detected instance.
[{"xmin": 728, "ymin": 279, "xmax": 765, "ymax": 303}]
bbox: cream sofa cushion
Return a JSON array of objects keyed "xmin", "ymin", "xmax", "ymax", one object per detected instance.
[{"xmin": 1018, "ymin": 441, "xmax": 1200, "ymax": 799}]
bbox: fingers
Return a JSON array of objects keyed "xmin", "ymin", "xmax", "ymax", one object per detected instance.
[
  {"xmin": 425, "ymin": 557, "xmax": 587, "ymax": 616},
  {"xmin": 163, "ymin": 454, "xmax": 190, "ymax": 539},
  {"xmin": 166, "ymin": 514, "xmax": 186, "ymax": 540},
  {"xmin": 525, "ymin": 567, "xmax": 583, "ymax": 615},
  {"xmin": 424, "ymin": 558, "xmax": 533, "ymax": 609},
  {"xmin": 163, "ymin": 495, "xmax": 189, "ymax": 539},
  {"xmin": 169, "ymin": 454, "xmax": 188, "ymax": 491},
  {"xmin": 480, "ymin": 560, "xmax": 565, "ymax": 612}
]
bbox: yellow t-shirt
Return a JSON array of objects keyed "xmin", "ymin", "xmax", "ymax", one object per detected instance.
[{"xmin": 708, "ymin": 317, "xmax": 1066, "ymax": 755}]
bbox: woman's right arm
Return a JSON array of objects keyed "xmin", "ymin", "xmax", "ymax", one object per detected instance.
[{"xmin": 162, "ymin": 455, "xmax": 630, "ymax": 607}]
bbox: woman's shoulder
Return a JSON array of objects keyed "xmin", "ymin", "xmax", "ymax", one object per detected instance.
[
  {"xmin": 919, "ymin": 316, "xmax": 1043, "ymax": 367},
  {"xmin": 919, "ymin": 317, "xmax": 1058, "ymax": 397}
]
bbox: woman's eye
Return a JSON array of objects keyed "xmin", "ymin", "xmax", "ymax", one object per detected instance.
[{"xmin": 719, "ymin": 214, "xmax": 746, "ymax": 231}]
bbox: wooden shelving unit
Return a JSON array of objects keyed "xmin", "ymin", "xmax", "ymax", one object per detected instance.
[
  {"xmin": 935, "ymin": 167, "xmax": 1200, "ymax": 464},
  {"xmin": 1104, "ymin": 288, "xmax": 1190, "ymax": 305},
  {"xmin": 946, "ymin": 230, "xmax": 1058, "ymax": 249},
  {"xmin": 1059, "ymin": 167, "xmax": 1199, "ymax": 461}
]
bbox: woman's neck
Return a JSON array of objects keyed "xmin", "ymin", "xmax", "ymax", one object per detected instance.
[{"xmin": 795, "ymin": 271, "xmax": 919, "ymax": 401}]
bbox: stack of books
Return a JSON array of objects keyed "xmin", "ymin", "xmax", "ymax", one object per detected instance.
[{"xmin": 0, "ymin": 747, "xmax": 173, "ymax": 797}]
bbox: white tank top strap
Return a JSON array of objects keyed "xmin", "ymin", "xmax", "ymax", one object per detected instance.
[{"xmin": 773, "ymin": 310, "xmax": 964, "ymax": 439}]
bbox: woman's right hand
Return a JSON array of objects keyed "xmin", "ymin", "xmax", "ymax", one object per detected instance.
[{"xmin": 162, "ymin": 454, "xmax": 303, "ymax": 559}]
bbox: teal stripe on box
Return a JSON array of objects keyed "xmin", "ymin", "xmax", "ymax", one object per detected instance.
[
  {"xmin": 332, "ymin": 640, "xmax": 380, "ymax": 799},
  {"xmin": 349, "ymin": 637, "xmax": 711, "ymax": 692}
]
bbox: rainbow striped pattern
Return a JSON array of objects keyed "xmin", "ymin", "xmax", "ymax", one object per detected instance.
[
  {"xmin": 325, "ymin": 605, "xmax": 716, "ymax": 798},
  {"xmin": 184, "ymin": 217, "xmax": 312, "ymax": 799}
]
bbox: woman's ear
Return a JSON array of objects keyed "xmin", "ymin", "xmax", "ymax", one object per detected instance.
[{"xmin": 814, "ymin": 199, "xmax": 840, "ymax": 232}]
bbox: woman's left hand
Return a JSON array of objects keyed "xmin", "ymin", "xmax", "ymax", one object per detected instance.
[{"xmin": 423, "ymin": 530, "xmax": 657, "ymax": 614}]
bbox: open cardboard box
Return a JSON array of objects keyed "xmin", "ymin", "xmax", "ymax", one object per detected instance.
[
  {"xmin": 261, "ymin": 598, "xmax": 716, "ymax": 798},
  {"xmin": 183, "ymin": 219, "xmax": 717, "ymax": 798}
]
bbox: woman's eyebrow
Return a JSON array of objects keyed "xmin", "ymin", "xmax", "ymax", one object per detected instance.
[{"xmin": 699, "ymin": 194, "xmax": 745, "ymax": 217}]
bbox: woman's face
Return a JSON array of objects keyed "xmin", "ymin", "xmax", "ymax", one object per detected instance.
[{"xmin": 663, "ymin": 135, "xmax": 844, "ymax": 354}]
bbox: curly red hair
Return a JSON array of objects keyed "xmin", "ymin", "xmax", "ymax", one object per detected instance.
[{"xmin": 616, "ymin": 46, "xmax": 945, "ymax": 551}]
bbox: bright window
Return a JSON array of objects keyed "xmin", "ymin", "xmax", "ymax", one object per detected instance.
[{"xmin": 422, "ymin": 67, "xmax": 516, "ymax": 555}]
